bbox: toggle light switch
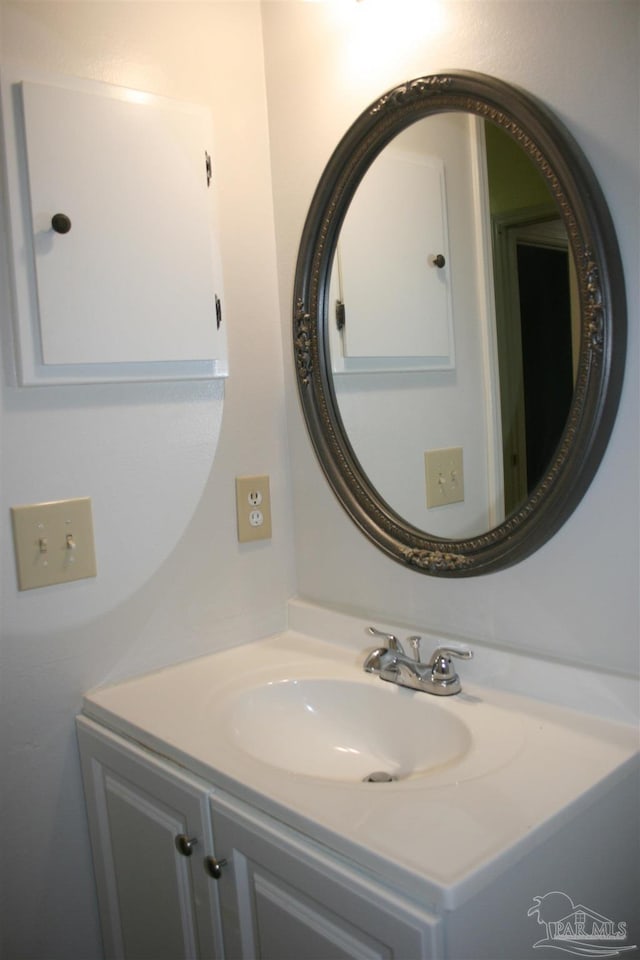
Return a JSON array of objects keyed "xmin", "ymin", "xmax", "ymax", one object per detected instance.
[
  {"xmin": 425, "ymin": 447, "xmax": 465, "ymax": 508},
  {"xmin": 11, "ymin": 497, "xmax": 97, "ymax": 590}
]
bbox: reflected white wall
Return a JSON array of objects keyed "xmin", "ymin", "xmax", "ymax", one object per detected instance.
[{"xmin": 331, "ymin": 114, "xmax": 497, "ymax": 536}]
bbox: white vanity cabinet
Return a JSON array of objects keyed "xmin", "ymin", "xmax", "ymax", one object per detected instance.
[
  {"xmin": 77, "ymin": 717, "xmax": 442, "ymax": 960},
  {"xmin": 76, "ymin": 614, "xmax": 640, "ymax": 960},
  {"xmin": 77, "ymin": 718, "xmax": 224, "ymax": 960}
]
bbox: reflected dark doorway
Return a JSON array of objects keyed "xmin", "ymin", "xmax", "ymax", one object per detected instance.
[
  {"xmin": 517, "ymin": 242, "xmax": 573, "ymax": 491},
  {"xmin": 492, "ymin": 212, "xmax": 578, "ymax": 516}
]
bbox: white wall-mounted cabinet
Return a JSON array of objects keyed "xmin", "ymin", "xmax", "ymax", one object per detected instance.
[{"xmin": 1, "ymin": 67, "xmax": 228, "ymax": 385}]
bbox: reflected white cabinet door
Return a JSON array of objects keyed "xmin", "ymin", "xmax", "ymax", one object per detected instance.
[
  {"xmin": 2, "ymin": 68, "xmax": 227, "ymax": 383},
  {"xmin": 211, "ymin": 792, "xmax": 442, "ymax": 960},
  {"xmin": 338, "ymin": 147, "xmax": 453, "ymax": 368},
  {"xmin": 76, "ymin": 718, "xmax": 223, "ymax": 960}
]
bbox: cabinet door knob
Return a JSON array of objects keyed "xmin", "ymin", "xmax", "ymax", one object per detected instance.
[
  {"xmin": 204, "ymin": 856, "xmax": 228, "ymax": 880},
  {"xmin": 51, "ymin": 213, "xmax": 72, "ymax": 235},
  {"xmin": 431, "ymin": 253, "xmax": 446, "ymax": 268},
  {"xmin": 175, "ymin": 834, "xmax": 198, "ymax": 857}
]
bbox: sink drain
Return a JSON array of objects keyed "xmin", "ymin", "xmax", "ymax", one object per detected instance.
[{"xmin": 362, "ymin": 771, "xmax": 397, "ymax": 783}]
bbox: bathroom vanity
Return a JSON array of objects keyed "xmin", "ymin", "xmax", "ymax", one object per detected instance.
[{"xmin": 77, "ymin": 602, "xmax": 639, "ymax": 959}]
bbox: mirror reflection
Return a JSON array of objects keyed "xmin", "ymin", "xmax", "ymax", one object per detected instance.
[{"xmin": 328, "ymin": 114, "xmax": 577, "ymax": 539}]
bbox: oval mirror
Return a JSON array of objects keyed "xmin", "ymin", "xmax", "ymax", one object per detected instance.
[{"xmin": 293, "ymin": 71, "xmax": 626, "ymax": 576}]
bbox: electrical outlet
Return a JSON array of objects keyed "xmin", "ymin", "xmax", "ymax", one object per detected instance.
[
  {"xmin": 236, "ymin": 476, "xmax": 272, "ymax": 542},
  {"xmin": 11, "ymin": 497, "xmax": 97, "ymax": 590},
  {"xmin": 425, "ymin": 447, "xmax": 464, "ymax": 508}
]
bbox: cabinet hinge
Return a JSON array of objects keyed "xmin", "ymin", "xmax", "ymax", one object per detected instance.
[
  {"xmin": 205, "ymin": 151, "xmax": 212, "ymax": 187},
  {"xmin": 336, "ymin": 299, "xmax": 346, "ymax": 331},
  {"xmin": 215, "ymin": 294, "xmax": 222, "ymax": 330}
]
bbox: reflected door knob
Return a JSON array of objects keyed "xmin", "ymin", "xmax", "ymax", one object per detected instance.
[{"xmin": 51, "ymin": 213, "xmax": 72, "ymax": 234}]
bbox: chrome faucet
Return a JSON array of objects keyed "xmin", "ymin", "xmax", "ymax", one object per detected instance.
[{"xmin": 364, "ymin": 626, "xmax": 473, "ymax": 696}]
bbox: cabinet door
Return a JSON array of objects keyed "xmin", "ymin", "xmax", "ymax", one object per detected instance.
[
  {"xmin": 210, "ymin": 792, "xmax": 442, "ymax": 960},
  {"xmin": 2, "ymin": 67, "xmax": 228, "ymax": 384},
  {"xmin": 339, "ymin": 148, "xmax": 452, "ymax": 362},
  {"xmin": 76, "ymin": 718, "xmax": 223, "ymax": 960}
]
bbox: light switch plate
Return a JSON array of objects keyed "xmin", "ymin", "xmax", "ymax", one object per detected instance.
[
  {"xmin": 11, "ymin": 497, "xmax": 97, "ymax": 590},
  {"xmin": 425, "ymin": 447, "xmax": 464, "ymax": 508}
]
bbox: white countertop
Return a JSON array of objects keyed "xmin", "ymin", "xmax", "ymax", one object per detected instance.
[{"xmin": 81, "ymin": 601, "xmax": 639, "ymax": 912}]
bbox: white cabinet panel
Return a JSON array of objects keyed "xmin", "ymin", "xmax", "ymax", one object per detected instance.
[
  {"xmin": 76, "ymin": 718, "xmax": 223, "ymax": 960},
  {"xmin": 211, "ymin": 792, "xmax": 442, "ymax": 960},
  {"xmin": 1, "ymin": 68, "xmax": 227, "ymax": 383}
]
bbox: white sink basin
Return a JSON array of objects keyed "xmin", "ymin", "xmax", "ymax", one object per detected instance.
[{"xmin": 226, "ymin": 678, "xmax": 472, "ymax": 782}]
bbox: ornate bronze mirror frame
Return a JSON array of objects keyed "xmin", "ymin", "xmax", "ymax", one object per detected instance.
[{"xmin": 293, "ymin": 71, "xmax": 626, "ymax": 576}]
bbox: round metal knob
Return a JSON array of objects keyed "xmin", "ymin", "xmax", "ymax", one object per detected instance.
[
  {"xmin": 175, "ymin": 834, "xmax": 198, "ymax": 857},
  {"xmin": 204, "ymin": 856, "xmax": 228, "ymax": 880},
  {"xmin": 51, "ymin": 213, "xmax": 72, "ymax": 235},
  {"xmin": 431, "ymin": 254, "xmax": 446, "ymax": 268}
]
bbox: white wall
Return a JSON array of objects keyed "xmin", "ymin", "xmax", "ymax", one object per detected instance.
[
  {"xmin": 332, "ymin": 115, "xmax": 496, "ymax": 536},
  {"xmin": 0, "ymin": 3, "xmax": 296, "ymax": 957},
  {"xmin": 263, "ymin": 0, "xmax": 639, "ymax": 674}
]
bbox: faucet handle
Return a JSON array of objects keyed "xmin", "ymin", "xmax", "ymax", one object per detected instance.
[
  {"xmin": 429, "ymin": 646, "xmax": 473, "ymax": 680},
  {"xmin": 367, "ymin": 626, "xmax": 404, "ymax": 655},
  {"xmin": 435, "ymin": 646, "xmax": 473, "ymax": 660}
]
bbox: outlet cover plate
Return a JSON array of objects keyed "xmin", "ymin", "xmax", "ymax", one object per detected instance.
[{"xmin": 235, "ymin": 475, "xmax": 272, "ymax": 543}]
